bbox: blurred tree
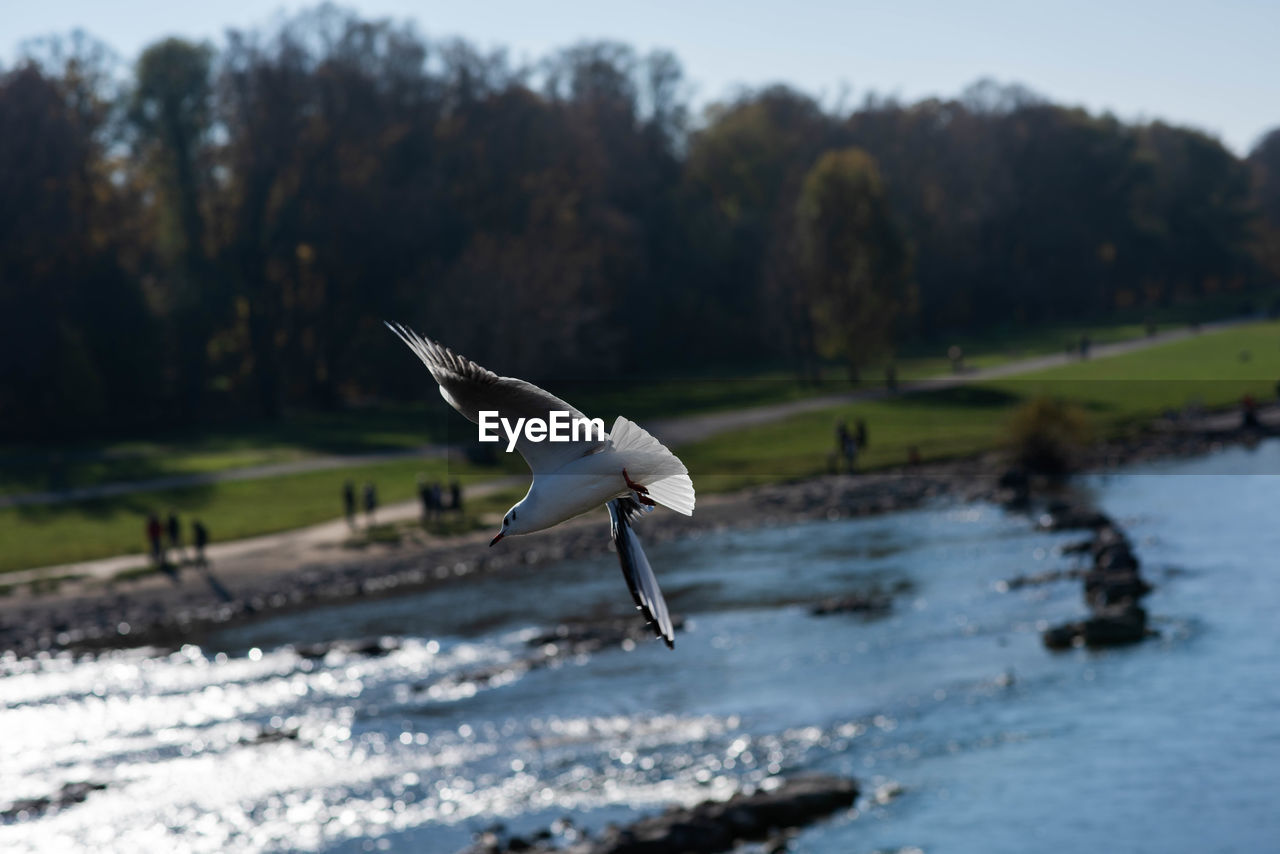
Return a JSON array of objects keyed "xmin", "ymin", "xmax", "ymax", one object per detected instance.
[
  {"xmin": 131, "ymin": 39, "xmax": 213, "ymax": 273},
  {"xmin": 0, "ymin": 52, "xmax": 160, "ymax": 440},
  {"xmin": 130, "ymin": 38, "xmax": 217, "ymax": 419},
  {"xmin": 795, "ymin": 148, "xmax": 913, "ymax": 382},
  {"xmin": 681, "ymin": 87, "xmax": 838, "ymax": 375},
  {"xmin": 1249, "ymin": 128, "xmax": 1280, "ymax": 282},
  {"xmin": 1140, "ymin": 123, "xmax": 1255, "ymax": 302}
]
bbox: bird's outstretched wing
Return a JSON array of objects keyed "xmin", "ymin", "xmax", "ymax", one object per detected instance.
[
  {"xmin": 608, "ymin": 497, "xmax": 675, "ymax": 648},
  {"xmin": 386, "ymin": 322, "xmax": 606, "ymax": 473}
]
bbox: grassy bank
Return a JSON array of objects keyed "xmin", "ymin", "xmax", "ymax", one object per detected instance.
[
  {"xmin": 680, "ymin": 320, "xmax": 1280, "ymax": 489},
  {"xmin": 0, "ymin": 459, "xmax": 509, "ymax": 573},
  {"xmin": 3, "ymin": 319, "xmax": 1277, "ymax": 573}
]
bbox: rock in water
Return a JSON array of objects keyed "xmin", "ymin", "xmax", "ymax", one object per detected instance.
[
  {"xmin": 1083, "ymin": 570, "xmax": 1152, "ymax": 609},
  {"xmin": 1036, "ymin": 502, "xmax": 1112, "ymax": 532},
  {"xmin": 458, "ymin": 775, "xmax": 859, "ymax": 854},
  {"xmin": 1043, "ymin": 606, "xmax": 1149, "ymax": 649},
  {"xmin": 1081, "ymin": 606, "xmax": 1148, "ymax": 647},
  {"xmin": 1, "ymin": 781, "xmax": 107, "ymax": 820},
  {"xmin": 810, "ymin": 593, "xmax": 892, "ymax": 616}
]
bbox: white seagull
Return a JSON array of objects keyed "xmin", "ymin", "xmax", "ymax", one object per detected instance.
[{"xmin": 386, "ymin": 323, "xmax": 695, "ymax": 648}]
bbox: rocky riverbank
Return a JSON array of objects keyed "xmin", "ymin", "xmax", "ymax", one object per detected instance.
[
  {"xmin": 0, "ymin": 468, "xmax": 961, "ymax": 659},
  {"xmin": 0, "ymin": 420, "xmax": 1270, "ymax": 660}
]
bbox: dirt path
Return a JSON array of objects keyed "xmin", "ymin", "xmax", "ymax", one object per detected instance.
[{"xmin": 2, "ymin": 476, "xmax": 523, "ymax": 588}]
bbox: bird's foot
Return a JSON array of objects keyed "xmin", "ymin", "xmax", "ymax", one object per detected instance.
[
  {"xmin": 623, "ymin": 469, "xmax": 656, "ymax": 506},
  {"xmin": 622, "ymin": 468, "xmax": 649, "ymax": 494}
]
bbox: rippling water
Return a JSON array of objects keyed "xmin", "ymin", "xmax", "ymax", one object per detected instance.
[{"xmin": 4, "ymin": 441, "xmax": 1280, "ymax": 853}]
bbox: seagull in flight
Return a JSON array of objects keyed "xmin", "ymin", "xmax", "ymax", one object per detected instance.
[{"xmin": 387, "ymin": 323, "xmax": 695, "ymax": 648}]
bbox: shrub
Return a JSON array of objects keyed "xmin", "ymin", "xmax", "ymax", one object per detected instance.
[{"xmin": 1007, "ymin": 397, "xmax": 1092, "ymax": 476}]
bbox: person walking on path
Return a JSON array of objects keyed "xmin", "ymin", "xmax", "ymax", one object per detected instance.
[
  {"xmin": 1242, "ymin": 394, "xmax": 1260, "ymax": 429},
  {"xmin": 835, "ymin": 421, "xmax": 858, "ymax": 473},
  {"xmin": 192, "ymin": 519, "xmax": 209, "ymax": 567},
  {"xmin": 855, "ymin": 419, "xmax": 868, "ymax": 451},
  {"xmin": 166, "ymin": 511, "xmax": 183, "ymax": 563},
  {"xmin": 146, "ymin": 513, "xmax": 164, "ymax": 565},
  {"xmin": 342, "ymin": 481, "xmax": 357, "ymax": 528},
  {"xmin": 450, "ymin": 481, "xmax": 463, "ymax": 513},
  {"xmin": 418, "ymin": 476, "xmax": 435, "ymax": 522},
  {"xmin": 363, "ymin": 482, "xmax": 378, "ymax": 526}
]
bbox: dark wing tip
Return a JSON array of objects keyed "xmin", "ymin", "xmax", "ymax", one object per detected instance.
[
  {"xmin": 609, "ymin": 498, "xmax": 677, "ymax": 649},
  {"xmin": 637, "ymin": 605, "xmax": 675, "ymax": 648},
  {"xmin": 383, "ymin": 322, "xmax": 499, "ymax": 388}
]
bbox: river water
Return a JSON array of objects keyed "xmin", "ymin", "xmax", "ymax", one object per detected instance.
[{"xmin": 3, "ymin": 441, "xmax": 1279, "ymax": 853}]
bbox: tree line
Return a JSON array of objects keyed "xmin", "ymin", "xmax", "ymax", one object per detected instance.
[{"xmin": 2, "ymin": 7, "xmax": 1278, "ymax": 440}]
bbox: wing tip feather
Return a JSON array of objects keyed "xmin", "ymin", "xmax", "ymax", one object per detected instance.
[{"xmin": 384, "ymin": 321, "xmax": 498, "ymax": 385}]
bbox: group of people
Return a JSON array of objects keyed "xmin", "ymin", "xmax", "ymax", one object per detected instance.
[
  {"xmin": 145, "ymin": 511, "xmax": 209, "ymax": 570},
  {"xmin": 342, "ymin": 478, "xmax": 464, "ymax": 528},
  {"xmin": 343, "ymin": 481, "xmax": 381, "ymax": 527},
  {"xmin": 833, "ymin": 419, "xmax": 869, "ymax": 473},
  {"xmin": 418, "ymin": 478, "xmax": 463, "ymax": 522}
]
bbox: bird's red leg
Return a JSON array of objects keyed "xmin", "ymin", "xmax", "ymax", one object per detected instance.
[
  {"xmin": 622, "ymin": 468, "xmax": 649, "ymax": 494},
  {"xmin": 623, "ymin": 468, "xmax": 655, "ymax": 505}
]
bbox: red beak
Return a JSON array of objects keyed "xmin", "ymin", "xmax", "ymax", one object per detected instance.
[{"xmin": 489, "ymin": 532, "xmax": 504, "ymax": 547}]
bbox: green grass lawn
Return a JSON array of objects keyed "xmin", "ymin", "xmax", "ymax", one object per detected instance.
[
  {"xmin": 679, "ymin": 387, "xmax": 1023, "ymax": 490},
  {"xmin": 983, "ymin": 320, "xmax": 1280, "ymax": 420},
  {"xmin": 0, "ymin": 404, "xmax": 466, "ymax": 497},
  {"xmin": 0, "ymin": 458, "xmax": 513, "ymax": 573},
  {"xmin": 680, "ymin": 320, "xmax": 1280, "ymax": 490}
]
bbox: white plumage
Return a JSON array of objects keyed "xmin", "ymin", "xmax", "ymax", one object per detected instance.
[{"xmin": 386, "ymin": 322, "xmax": 694, "ymax": 647}]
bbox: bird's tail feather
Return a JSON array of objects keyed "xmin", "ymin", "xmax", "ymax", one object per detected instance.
[{"xmin": 609, "ymin": 416, "xmax": 696, "ymax": 516}]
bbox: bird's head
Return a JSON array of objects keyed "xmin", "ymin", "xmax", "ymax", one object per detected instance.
[{"xmin": 490, "ymin": 502, "xmax": 528, "ymax": 546}]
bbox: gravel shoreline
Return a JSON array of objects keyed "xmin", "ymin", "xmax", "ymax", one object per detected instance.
[{"xmin": 0, "ymin": 422, "xmax": 1270, "ymax": 661}]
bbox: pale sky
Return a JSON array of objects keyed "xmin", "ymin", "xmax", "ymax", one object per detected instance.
[{"xmin": 6, "ymin": 0, "xmax": 1277, "ymax": 154}]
